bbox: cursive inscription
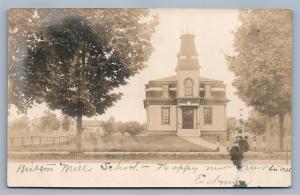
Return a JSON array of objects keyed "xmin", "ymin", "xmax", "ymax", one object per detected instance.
[
  {"xmin": 59, "ymin": 163, "xmax": 93, "ymax": 173},
  {"xmin": 194, "ymin": 174, "xmax": 253, "ymax": 186},
  {"xmin": 13, "ymin": 161, "xmax": 291, "ymax": 187},
  {"xmin": 16, "ymin": 163, "xmax": 55, "ymax": 173}
]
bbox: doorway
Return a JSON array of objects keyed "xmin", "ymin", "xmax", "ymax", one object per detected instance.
[{"xmin": 182, "ymin": 108, "xmax": 194, "ymax": 129}]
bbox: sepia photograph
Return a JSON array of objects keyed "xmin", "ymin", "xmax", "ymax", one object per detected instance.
[{"xmin": 7, "ymin": 8, "xmax": 292, "ymax": 187}]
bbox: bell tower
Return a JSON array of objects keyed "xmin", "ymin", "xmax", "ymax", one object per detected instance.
[{"xmin": 176, "ymin": 34, "xmax": 200, "ymax": 98}]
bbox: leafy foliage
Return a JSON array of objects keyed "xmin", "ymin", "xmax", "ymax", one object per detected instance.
[
  {"xmin": 61, "ymin": 115, "xmax": 73, "ymax": 131},
  {"xmin": 101, "ymin": 117, "xmax": 145, "ymax": 137},
  {"xmin": 227, "ymin": 10, "xmax": 292, "ymax": 116},
  {"xmin": 245, "ymin": 111, "xmax": 266, "ymax": 135},
  {"xmin": 227, "ymin": 10, "xmax": 292, "ymax": 150},
  {"xmin": 8, "ymin": 9, "xmax": 158, "ymax": 146},
  {"xmin": 101, "ymin": 117, "xmax": 116, "ymax": 136},
  {"xmin": 117, "ymin": 121, "xmax": 145, "ymax": 136},
  {"xmin": 39, "ymin": 111, "xmax": 60, "ymax": 132},
  {"xmin": 227, "ymin": 117, "xmax": 239, "ymax": 131},
  {"xmin": 10, "ymin": 9, "xmax": 158, "ymax": 118},
  {"xmin": 8, "ymin": 117, "xmax": 30, "ymax": 133}
]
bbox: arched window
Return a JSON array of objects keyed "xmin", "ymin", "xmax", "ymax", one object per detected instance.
[{"xmin": 184, "ymin": 78, "xmax": 194, "ymax": 97}]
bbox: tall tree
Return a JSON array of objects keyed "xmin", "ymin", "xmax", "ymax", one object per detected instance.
[
  {"xmin": 227, "ymin": 10, "xmax": 292, "ymax": 150},
  {"xmin": 9, "ymin": 9, "xmax": 158, "ymax": 150}
]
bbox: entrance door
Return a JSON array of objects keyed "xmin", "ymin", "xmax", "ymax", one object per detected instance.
[{"xmin": 182, "ymin": 108, "xmax": 194, "ymax": 129}]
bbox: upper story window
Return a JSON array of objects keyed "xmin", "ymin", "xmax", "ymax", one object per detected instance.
[
  {"xmin": 205, "ymin": 85, "xmax": 211, "ymax": 99},
  {"xmin": 211, "ymin": 91, "xmax": 225, "ymax": 100},
  {"xmin": 204, "ymin": 107, "xmax": 213, "ymax": 125},
  {"xmin": 184, "ymin": 78, "xmax": 194, "ymax": 97},
  {"xmin": 199, "ymin": 84, "xmax": 205, "ymax": 98},
  {"xmin": 162, "ymin": 84, "xmax": 169, "ymax": 98},
  {"xmin": 161, "ymin": 107, "xmax": 170, "ymax": 125}
]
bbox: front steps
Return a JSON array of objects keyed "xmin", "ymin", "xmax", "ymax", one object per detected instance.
[{"xmin": 177, "ymin": 129, "xmax": 201, "ymax": 136}]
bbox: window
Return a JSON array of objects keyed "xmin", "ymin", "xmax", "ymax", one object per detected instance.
[
  {"xmin": 212, "ymin": 91, "xmax": 225, "ymax": 100},
  {"xmin": 184, "ymin": 78, "xmax": 194, "ymax": 97},
  {"xmin": 199, "ymin": 90, "xmax": 205, "ymax": 98},
  {"xmin": 204, "ymin": 107, "xmax": 213, "ymax": 125},
  {"xmin": 162, "ymin": 85, "xmax": 169, "ymax": 98},
  {"xmin": 205, "ymin": 85, "xmax": 211, "ymax": 99},
  {"xmin": 199, "ymin": 84, "xmax": 205, "ymax": 98},
  {"xmin": 161, "ymin": 107, "xmax": 170, "ymax": 125}
]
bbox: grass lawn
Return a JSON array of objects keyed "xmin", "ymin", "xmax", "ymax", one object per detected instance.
[
  {"xmin": 202, "ymin": 135, "xmax": 227, "ymax": 146},
  {"xmin": 10, "ymin": 135, "xmax": 213, "ymax": 152}
]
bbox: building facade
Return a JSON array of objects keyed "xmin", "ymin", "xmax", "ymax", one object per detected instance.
[{"xmin": 144, "ymin": 34, "xmax": 228, "ymax": 136}]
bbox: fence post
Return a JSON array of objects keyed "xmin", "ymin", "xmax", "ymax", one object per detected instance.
[
  {"xmin": 226, "ymin": 135, "xmax": 230, "ymax": 152},
  {"xmin": 216, "ymin": 135, "xmax": 220, "ymax": 151},
  {"xmin": 31, "ymin": 136, "xmax": 34, "ymax": 145},
  {"xmin": 262, "ymin": 135, "xmax": 266, "ymax": 152},
  {"xmin": 253, "ymin": 136, "xmax": 256, "ymax": 151}
]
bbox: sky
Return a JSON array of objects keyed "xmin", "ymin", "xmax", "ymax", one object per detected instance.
[{"xmin": 9, "ymin": 9, "xmax": 249, "ymax": 122}]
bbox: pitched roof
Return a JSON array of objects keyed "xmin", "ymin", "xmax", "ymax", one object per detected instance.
[
  {"xmin": 151, "ymin": 75, "xmax": 176, "ymax": 82},
  {"xmin": 149, "ymin": 75, "xmax": 222, "ymax": 83},
  {"xmin": 199, "ymin": 77, "xmax": 223, "ymax": 82}
]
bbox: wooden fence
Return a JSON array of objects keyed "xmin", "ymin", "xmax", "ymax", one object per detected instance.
[
  {"xmin": 8, "ymin": 134, "xmax": 76, "ymax": 147},
  {"xmin": 216, "ymin": 135, "xmax": 291, "ymax": 152},
  {"xmin": 8, "ymin": 133, "xmax": 291, "ymax": 153}
]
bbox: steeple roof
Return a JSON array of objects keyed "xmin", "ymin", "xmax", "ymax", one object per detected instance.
[
  {"xmin": 176, "ymin": 33, "xmax": 200, "ymax": 70},
  {"xmin": 179, "ymin": 34, "xmax": 198, "ymax": 57}
]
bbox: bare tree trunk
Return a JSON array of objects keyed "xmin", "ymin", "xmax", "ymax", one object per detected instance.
[
  {"xmin": 279, "ymin": 113, "xmax": 285, "ymax": 151},
  {"xmin": 76, "ymin": 113, "xmax": 82, "ymax": 152},
  {"xmin": 265, "ymin": 115, "xmax": 272, "ymax": 152}
]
